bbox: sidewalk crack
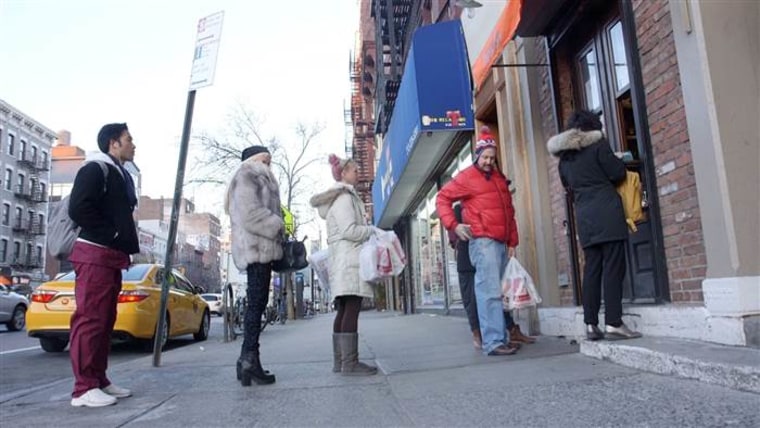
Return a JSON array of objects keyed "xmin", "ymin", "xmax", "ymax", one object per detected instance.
[{"xmin": 116, "ymin": 393, "xmax": 177, "ymax": 428}]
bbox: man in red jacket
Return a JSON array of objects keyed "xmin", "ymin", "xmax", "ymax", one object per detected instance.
[{"xmin": 436, "ymin": 126, "xmax": 519, "ymax": 356}]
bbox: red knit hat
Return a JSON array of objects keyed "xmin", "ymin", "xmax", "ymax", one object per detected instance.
[
  {"xmin": 329, "ymin": 154, "xmax": 350, "ymax": 181},
  {"xmin": 475, "ymin": 125, "xmax": 496, "ymax": 156}
]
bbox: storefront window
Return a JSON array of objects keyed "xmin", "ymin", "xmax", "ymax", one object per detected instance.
[
  {"xmin": 411, "ymin": 144, "xmax": 474, "ymax": 310},
  {"xmin": 412, "ymin": 188, "xmax": 445, "ymax": 307}
]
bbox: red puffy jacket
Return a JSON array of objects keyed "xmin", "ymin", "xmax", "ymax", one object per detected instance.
[{"xmin": 436, "ymin": 165, "xmax": 519, "ymax": 248}]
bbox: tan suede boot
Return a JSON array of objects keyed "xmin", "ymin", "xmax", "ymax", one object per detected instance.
[
  {"xmin": 337, "ymin": 333, "xmax": 377, "ymax": 376},
  {"xmin": 332, "ymin": 334, "xmax": 341, "ymax": 373}
]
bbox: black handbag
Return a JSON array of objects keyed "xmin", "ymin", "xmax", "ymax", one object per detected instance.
[{"xmin": 272, "ymin": 237, "xmax": 308, "ymax": 273}]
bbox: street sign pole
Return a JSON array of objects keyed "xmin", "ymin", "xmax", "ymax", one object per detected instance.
[
  {"xmin": 153, "ymin": 11, "xmax": 224, "ymax": 367},
  {"xmin": 152, "ymin": 90, "xmax": 195, "ymax": 367}
]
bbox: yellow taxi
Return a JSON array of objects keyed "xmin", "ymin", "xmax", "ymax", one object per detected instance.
[{"xmin": 27, "ymin": 264, "xmax": 210, "ymax": 352}]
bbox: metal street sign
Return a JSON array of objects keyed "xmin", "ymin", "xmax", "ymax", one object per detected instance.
[
  {"xmin": 154, "ymin": 10, "xmax": 224, "ymax": 367},
  {"xmin": 189, "ymin": 11, "xmax": 224, "ymax": 91}
]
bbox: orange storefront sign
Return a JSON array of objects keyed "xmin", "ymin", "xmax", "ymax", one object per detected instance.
[{"xmin": 471, "ymin": 0, "xmax": 522, "ymax": 89}]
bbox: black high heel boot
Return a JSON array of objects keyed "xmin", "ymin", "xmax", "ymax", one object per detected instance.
[
  {"xmin": 237, "ymin": 358, "xmax": 271, "ymax": 380},
  {"xmin": 239, "ymin": 351, "xmax": 276, "ymax": 386}
]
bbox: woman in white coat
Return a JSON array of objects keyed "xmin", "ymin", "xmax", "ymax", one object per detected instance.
[{"xmin": 309, "ymin": 154, "xmax": 377, "ymax": 376}]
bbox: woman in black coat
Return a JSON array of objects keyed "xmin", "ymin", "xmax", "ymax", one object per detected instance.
[{"xmin": 547, "ymin": 110, "xmax": 641, "ymax": 341}]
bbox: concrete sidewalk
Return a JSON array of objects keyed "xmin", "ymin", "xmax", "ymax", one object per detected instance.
[{"xmin": 1, "ymin": 311, "xmax": 758, "ymax": 427}]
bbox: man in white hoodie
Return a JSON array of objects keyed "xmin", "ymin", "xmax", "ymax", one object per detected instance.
[{"xmin": 67, "ymin": 123, "xmax": 139, "ymax": 407}]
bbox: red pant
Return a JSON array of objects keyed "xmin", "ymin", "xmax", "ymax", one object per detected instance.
[{"xmin": 68, "ymin": 241, "xmax": 129, "ymax": 398}]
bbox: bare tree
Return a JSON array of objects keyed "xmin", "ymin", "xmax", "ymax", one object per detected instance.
[{"xmin": 189, "ymin": 102, "xmax": 325, "ymax": 237}]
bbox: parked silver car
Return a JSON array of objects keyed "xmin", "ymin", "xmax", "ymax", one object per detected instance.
[{"xmin": 0, "ymin": 283, "xmax": 28, "ymax": 331}]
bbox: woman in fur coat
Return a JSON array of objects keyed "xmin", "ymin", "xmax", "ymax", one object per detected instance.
[
  {"xmin": 225, "ymin": 145, "xmax": 283, "ymax": 386},
  {"xmin": 309, "ymin": 155, "xmax": 377, "ymax": 376},
  {"xmin": 547, "ymin": 110, "xmax": 641, "ymax": 341}
]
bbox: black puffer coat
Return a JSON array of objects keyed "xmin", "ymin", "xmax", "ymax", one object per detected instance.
[{"xmin": 547, "ymin": 129, "xmax": 627, "ymax": 248}]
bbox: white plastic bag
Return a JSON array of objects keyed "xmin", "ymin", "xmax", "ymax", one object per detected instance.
[
  {"xmin": 501, "ymin": 258, "xmax": 542, "ymax": 310},
  {"xmin": 307, "ymin": 249, "xmax": 330, "ymax": 290},
  {"xmin": 374, "ymin": 229, "xmax": 406, "ymax": 276},
  {"xmin": 359, "ymin": 229, "xmax": 406, "ymax": 282}
]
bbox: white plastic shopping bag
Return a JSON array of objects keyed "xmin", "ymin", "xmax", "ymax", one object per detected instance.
[
  {"xmin": 359, "ymin": 229, "xmax": 407, "ymax": 282},
  {"xmin": 374, "ymin": 229, "xmax": 406, "ymax": 276},
  {"xmin": 307, "ymin": 249, "xmax": 330, "ymax": 291},
  {"xmin": 501, "ymin": 257, "xmax": 542, "ymax": 310}
]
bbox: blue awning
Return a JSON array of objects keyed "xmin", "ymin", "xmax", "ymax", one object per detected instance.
[{"xmin": 372, "ymin": 20, "xmax": 474, "ymax": 228}]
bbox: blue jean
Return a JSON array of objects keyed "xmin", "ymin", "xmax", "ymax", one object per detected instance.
[{"xmin": 469, "ymin": 238, "xmax": 509, "ymax": 354}]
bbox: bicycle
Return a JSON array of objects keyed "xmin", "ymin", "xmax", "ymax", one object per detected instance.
[
  {"xmin": 229, "ymin": 295, "xmax": 246, "ymax": 340},
  {"xmin": 228, "ymin": 295, "xmax": 278, "ymax": 340}
]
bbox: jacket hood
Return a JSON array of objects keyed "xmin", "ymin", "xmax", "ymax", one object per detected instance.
[
  {"xmin": 84, "ymin": 151, "xmax": 124, "ymax": 177},
  {"xmin": 546, "ymin": 129, "xmax": 604, "ymax": 156},
  {"xmin": 309, "ymin": 182, "xmax": 356, "ymax": 219}
]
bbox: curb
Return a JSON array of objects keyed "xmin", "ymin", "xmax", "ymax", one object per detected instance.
[{"xmin": 580, "ymin": 339, "xmax": 760, "ymax": 394}]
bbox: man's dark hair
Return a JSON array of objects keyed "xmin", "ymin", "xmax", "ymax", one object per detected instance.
[
  {"xmin": 97, "ymin": 123, "xmax": 129, "ymax": 153},
  {"xmin": 566, "ymin": 110, "xmax": 602, "ymax": 132}
]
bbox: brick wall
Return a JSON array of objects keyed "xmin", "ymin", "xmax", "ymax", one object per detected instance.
[
  {"xmin": 137, "ymin": 196, "xmax": 163, "ymax": 221},
  {"xmin": 632, "ymin": 0, "xmax": 707, "ymax": 302}
]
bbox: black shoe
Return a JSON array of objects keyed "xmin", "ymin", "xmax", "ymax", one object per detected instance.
[
  {"xmin": 586, "ymin": 324, "xmax": 604, "ymax": 341},
  {"xmin": 487, "ymin": 344, "xmax": 517, "ymax": 356},
  {"xmin": 238, "ymin": 352, "xmax": 276, "ymax": 386}
]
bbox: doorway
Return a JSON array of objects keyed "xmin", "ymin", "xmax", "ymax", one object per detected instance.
[{"xmin": 552, "ymin": 0, "xmax": 667, "ymax": 303}]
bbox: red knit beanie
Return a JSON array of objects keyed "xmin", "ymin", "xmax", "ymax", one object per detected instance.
[{"xmin": 475, "ymin": 125, "xmax": 497, "ymax": 156}]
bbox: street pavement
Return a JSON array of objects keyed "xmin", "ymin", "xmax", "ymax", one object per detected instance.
[{"xmin": 1, "ymin": 311, "xmax": 758, "ymax": 427}]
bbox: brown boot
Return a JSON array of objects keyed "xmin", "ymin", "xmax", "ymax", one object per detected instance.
[
  {"xmin": 509, "ymin": 324, "xmax": 536, "ymax": 344},
  {"xmin": 472, "ymin": 330, "xmax": 482, "ymax": 349}
]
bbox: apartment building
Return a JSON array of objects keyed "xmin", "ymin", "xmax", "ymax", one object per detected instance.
[{"xmin": 0, "ymin": 99, "xmax": 54, "ymax": 287}]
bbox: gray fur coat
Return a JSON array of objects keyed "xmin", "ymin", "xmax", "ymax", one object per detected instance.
[
  {"xmin": 310, "ymin": 183, "xmax": 374, "ymax": 299},
  {"xmin": 225, "ymin": 159, "xmax": 284, "ymax": 270}
]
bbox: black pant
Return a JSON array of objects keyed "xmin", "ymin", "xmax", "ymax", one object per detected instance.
[
  {"xmin": 458, "ymin": 271, "xmax": 480, "ymax": 332},
  {"xmin": 242, "ymin": 263, "xmax": 271, "ymax": 353},
  {"xmin": 582, "ymin": 240, "xmax": 626, "ymax": 327}
]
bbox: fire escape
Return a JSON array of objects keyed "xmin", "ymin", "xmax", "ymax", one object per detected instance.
[
  {"xmin": 371, "ymin": 0, "xmax": 421, "ymax": 134},
  {"xmin": 11, "ymin": 152, "xmax": 49, "ymax": 271},
  {"xmin": 347, "ymin": 50, "xmax": 377, "ymax": 208}
]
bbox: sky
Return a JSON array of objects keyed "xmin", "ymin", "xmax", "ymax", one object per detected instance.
[{"xmin": 0, "ymin": 0, "xmax": 359, "ymax": 238}]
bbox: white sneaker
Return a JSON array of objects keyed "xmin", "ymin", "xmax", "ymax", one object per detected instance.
[
  {"xmin": 102, "ymin": 383, "xmax": 132, "ymax": 398},
  {"xmin": 71, "ymin": 388, "xmax": 117, "ymax": 407}
]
